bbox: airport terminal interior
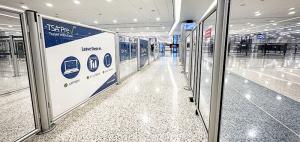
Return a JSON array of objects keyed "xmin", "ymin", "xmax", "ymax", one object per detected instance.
[{"xmin": 0, "ymin": 0, "xmax": 299, "ymax": 141}]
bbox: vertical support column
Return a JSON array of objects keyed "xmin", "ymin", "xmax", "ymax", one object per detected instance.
[
  {"xmin": 115, "ymin": 34, "xmax": 120, "ymax": 84},
  {"xmin": 208, "ymin": 0, "xmax": 229, "ymax": 141},
  {"xmin": 137, "ymin": 38, "xmax": 141, "ymax": 71},
  {"xmin": 23, "ymin": 10, "xmax": 53, "ymax": 132},
  {"xmin": 9, "ymin": 35, "xmax": 20, "ymax": 76}
]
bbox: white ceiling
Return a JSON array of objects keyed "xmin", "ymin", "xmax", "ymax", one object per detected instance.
[
  {"xmin": 229, "ymin": 0, "xmax": 300, "ymax": 35},
  {"xmin": 0, "ymin": 0, "xmax": 174, "ymax": 34}
]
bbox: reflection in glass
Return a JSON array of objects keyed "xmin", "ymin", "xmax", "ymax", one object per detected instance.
[
  {"xmin": 0, "ymin": 11, "xmax": 36, "ymax": 141},
  {"xmin": 198, "ymin": 11, "xmax": 217, "ymax": 128},
  {"xmin": 185, "ymin": 35, "xmax": 191, "ymax": 76},
  {"xmin": 220, "ymin": 0, "xmax": 300, "ymax": 141}
]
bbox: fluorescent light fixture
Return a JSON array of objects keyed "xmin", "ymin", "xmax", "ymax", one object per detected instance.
[
  {"xmin": 272, "ymin": 23, "xmax": 277, "ymax": 26},
  {"xmin": 106, "ymin": 0, "xmax": 112, "ymax": 2},
  {"xmin": 133, "ymin": 18, "xmax": 138, "ymax": 22},
  {"xmin": 169, "ymin": 0, "xmax": 182, "ymax": 35},
  {"xmin": 93, "ymin": 21, "xmax": 98, "ymax": 24},
  {"xmin": 8, "ymin": 25, "xmax": 13, "ymax": 28},
  {"xmin": 288, "ymin": 11, "xmax": 296, "ymax": 15},
  {"xmin": 46, "ymin": 3, "xmax": 53, "ymax": 7},
  {"xmin": 156, "ymin": 17, "xmax": 160, "ymax": 21},
  {"xmin": 73, "ymin": 0, "xmax": 80, "ymax": 5},
  {"xmin": 289, "ymin": 7, "xmax": 295, "ymax": 11},
  {"xmin": 20, "ymin": 5, "xmax": 29, "ymax": 9},
  {"xmin": 229, "ymin": 24, "xmax": 233, "ymax": 27},
  {"xmin": 113, "ymin": 19, "xmax": 117, "ymax": 23},
  {"xmin": 0, "ymin": 13, "xmax": 19, "ymax": 19}
]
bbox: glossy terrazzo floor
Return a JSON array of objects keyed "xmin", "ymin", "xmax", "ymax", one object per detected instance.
[{"xmin": 28, "ymin": 54, "xmax": 208, "ymax": 142}]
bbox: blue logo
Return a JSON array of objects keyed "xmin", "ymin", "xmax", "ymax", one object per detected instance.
[
  {"xmin": 87, "ymin": 54, "xmax": 99, "ymax": 72},
  {"xmin": 61, "ymin": 56, "xmax": 80, "ymax": 79},
  {"xmin": 103, "ymin": 53, "xmax": 112, "ymax": 68}
]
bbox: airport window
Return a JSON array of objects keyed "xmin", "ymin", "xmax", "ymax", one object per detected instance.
[{"xmin": 219, "ymin": 0, "xmax": 300, "ymax": 141}]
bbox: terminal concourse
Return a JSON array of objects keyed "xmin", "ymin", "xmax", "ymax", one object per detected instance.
[{"xmin": 0, "ymin": 0, "xmax": 299, "ymax": 141}]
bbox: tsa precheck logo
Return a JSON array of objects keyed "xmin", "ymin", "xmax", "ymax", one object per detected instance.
[
  {"xmin": 61, "ymin": 56, "xmax": 80, "ymax": 79},
  {"xmin": 103, "ymin": 53, "xmax": 112, "ymax": 68},
  {"xmin": 87, "ymin": 54, "xmax": 99, "ymax": 72}
]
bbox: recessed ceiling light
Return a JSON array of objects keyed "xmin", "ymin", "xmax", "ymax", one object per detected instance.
[
  {"xmin": 113, "ymin": 19, "xmax": 117, "ymax": 23},
  {"xmin": 229, "ymin": 25, "xmax": 233, "ymax": 27},
  {"xmin": 45, "ymin": 3, "xmax": 53, "ymax": 7},
  {"xmin": 250, "ymin": 24, "xmax": 254, "ymax": 26},
  {"xmin": 93, "ymin": 21, "xmax": 98, "ymax": 24},
  {"xmin": 106, "ymin": 0, "xmax": 112, "ymax": 2},
  {"xmin": 162, "ymin": 26, "xmax": 165, "ymax": 29},
  {"xmin": 288, "ymin": 28, "xmax": 292, "ymax": 31},
  {"xmin": 247, "ymin": 22, "xmax": 251, "ymax": 25},
  {"xmin": 272, "ymin": 23, "xmax": 277, "ymax": 26},
  {"xmin": 73, "ymin": 0, "xmax": 80, "ymax": 5},
  {"xmin": 297, "ymin": 23, "xmax": 300, "ymax": 25},
  {"xmin": 156, "ymin": 17, "xmax": 160, "ymax": 21},
  {"xmin": 146, "ymin": 27, "xmax": 149, "ymax": 30},
  {"xmin": 130, "ymin": 27, "xmax": 134, "ymax": 30},
  {"xmin": 288, "ymin": 11, "xmax": 296, "ymax": 15},
  {"xmin": 289, "ymin": 7, "xmax": 295, "ymax": 11},
  {"xmin": 133, "ymin": 18, "xmax": 138, "ymax": 22},
  {"xmin": 20, "ymin": 5, "xmax": 29, "ymax": 9},
  {"xmin": 8, "ymin": 25, "xmax": 13, "ymax": 28},
  {"xmin": 116, "ymin": 28, "xmax": 119, "ymax": 31},
  {"xmin": 255, "ymin": 13, "xmax": 261, "ymax": 16}
]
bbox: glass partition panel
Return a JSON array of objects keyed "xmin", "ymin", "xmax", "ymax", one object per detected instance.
[
  {"xmin": 185, "ymin": 35, "xmax": 191, "ymax": 77},
  {"xmin": 0, "ymin": 11, "xmax": 36, "ymax": 141},
  {"xmin": 198, "ymin": 11, "xmax": 217, "ymax": 128},
  {"xmin": 220, "ymin": 0, "xmax": 300, "ymax": 141},
  {"xmin": 190, "ymin": 29, "xmax": 197, "ymax": 90}
]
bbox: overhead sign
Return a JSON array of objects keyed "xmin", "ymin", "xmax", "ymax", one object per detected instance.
[{"xmin": 41, "ymin": 17, "xmax": 117, "ymax": 118}]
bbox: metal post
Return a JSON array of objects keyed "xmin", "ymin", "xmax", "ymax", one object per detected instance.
[
  {"xmin": 137, "ymin": 38, "xmax": 141, "ymax": 71},
  {"xmin": 208, "ymin": 0, "xmax": 229, "ymax": 141},
  {"xmin": 115, "ymin": 34, "xmax": 120, "ymax": 84},
  {"xmin": 24, "ymin": 10, "xmax": 53, "ymax": 132},
  {"xmin": 9, "ymin": 35, "xmax": 20, "ymax": 76}
]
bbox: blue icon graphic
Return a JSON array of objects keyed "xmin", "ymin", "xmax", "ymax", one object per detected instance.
[
  {"xmin": 103, "ymin": 53, "xmax": 112, "ymax": 68},
  {"xmin": 61, "ymin": 56, "xmax": 80, "ymax": 79},
  {"xmin": 87, "ymin": 54, "xmax": 99, "ymax": 72}
]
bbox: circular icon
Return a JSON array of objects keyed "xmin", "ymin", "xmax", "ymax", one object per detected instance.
[
  {"xmin": 103, "ymin": 53, "xmax": 112, "ymax": 68},
  {"xmin": 61, "ymin": 56, "xmax": 80, "ymax": 79},
  {"xmin": 87, "ymin": 54, "xmax": 99, "ymax": 72}
]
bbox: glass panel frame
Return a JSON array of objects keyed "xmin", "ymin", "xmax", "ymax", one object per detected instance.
[{"xmin": 0, "ymin": 8, "xmax": 40, "ymax": 141}]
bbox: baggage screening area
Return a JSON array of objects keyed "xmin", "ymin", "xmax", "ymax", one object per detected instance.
[{"xmin": 0, "ymin": 0, "xmax": 299, "ymax": 141}]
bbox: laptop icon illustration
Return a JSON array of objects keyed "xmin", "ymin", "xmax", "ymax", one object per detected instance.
[{"xmin": 63, "ymin": 59, "xmax": 80, "ymax": 75}]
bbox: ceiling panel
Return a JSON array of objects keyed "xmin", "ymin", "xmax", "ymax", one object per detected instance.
[{"xmin": 0, "ymin": 0, "xmax": 174, "ymax": 33}]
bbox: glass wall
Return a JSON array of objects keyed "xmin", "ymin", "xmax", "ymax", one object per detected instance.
[
  {"xmin": 198, "ymin": 11, "xmax": 217, "ymax": 128},
  {"xmin": 119, "ymin": 36, "xmax": 138, "ymax": 80},
  {"xmin": 190, "ymin": 29, "xmax": 197, "ymax": 90},
  {"xmin": 220, "ymin": 0, "xmax": 300, "ymax": 141},
  {"xmin": 0, "ymin": 11, "xmax": 36, "ymax": 141},
  {"xmin": 185, "ymin": 35, "xmax": 191, "ymax": 77}
]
